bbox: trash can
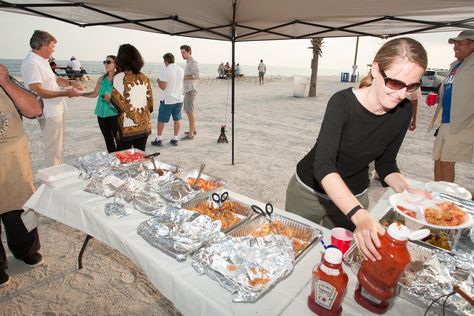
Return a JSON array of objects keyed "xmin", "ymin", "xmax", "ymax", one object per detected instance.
[
  {"xmin": 293, "ymin": 76, "xmax": 307, "ymax": 98},
  {"xmin": 340, "ymin": 72, "xmax": 350, "ymax": 82}
]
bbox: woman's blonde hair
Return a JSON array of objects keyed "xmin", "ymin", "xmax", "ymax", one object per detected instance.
[{"xmin": 359, "ymin": 37, "xmax": 428, "ymax": 88}]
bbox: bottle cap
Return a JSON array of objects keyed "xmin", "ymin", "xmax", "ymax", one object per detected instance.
[
  {"xmin": 324, "ymin": 247, "xmax": 343, "ymax": 264},
  {"xmin": 386, "ymin": 222, "xmax": 410, "ymax": 241}
]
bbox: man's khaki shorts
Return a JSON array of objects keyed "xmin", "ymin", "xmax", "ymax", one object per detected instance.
[
  {"xmin": 433, "ymin": 124, "xmax": 473, "ymax": 162},
  {"xmin": 183, "ymin": 90, "xmax": 198, "ymax": 114}
]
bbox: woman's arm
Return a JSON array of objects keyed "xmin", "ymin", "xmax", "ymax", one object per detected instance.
[
  {"xmin": 321, "ymin": 173, "xmax": 385, "ymax": 261},
  {"xmin": 81, "ymin": 77, "xmax": 101, "ymax": 98}
]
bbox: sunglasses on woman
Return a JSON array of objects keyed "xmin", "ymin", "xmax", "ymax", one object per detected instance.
[
  {"xmin": 103, "ymin": 60, "xmax": 114, "ymax": 65},
  {"xmin": 380, "ymin": 69, "xmax": 420, "ymax": 92}
]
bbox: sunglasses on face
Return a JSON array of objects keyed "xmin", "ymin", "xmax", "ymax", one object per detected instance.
[
  {"xmin": 103, "ymin": 60, "xmax": 114, "ymax": 65},
  {"xmin": 379, "ymin": 69, "xmax": 420, "ymax": 92}
]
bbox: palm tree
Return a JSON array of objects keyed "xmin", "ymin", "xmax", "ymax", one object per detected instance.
[{"xmin": 308, "ymin": 38, "xmax": 324, "ymax": 97}]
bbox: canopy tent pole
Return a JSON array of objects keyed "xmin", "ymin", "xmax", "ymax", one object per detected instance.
[{"xmin": 231, "ymin": 0, "xmax": 236, "ymax": 165}]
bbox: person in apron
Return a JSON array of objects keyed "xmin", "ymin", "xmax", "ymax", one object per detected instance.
[{"xmin": 0, "ymin": 64, "xmax": 43, "ymax": 287}]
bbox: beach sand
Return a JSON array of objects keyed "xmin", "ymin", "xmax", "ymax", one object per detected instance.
[{"xmin": 1, "ymin": 75, "xmax": 472, "ymax": 315}]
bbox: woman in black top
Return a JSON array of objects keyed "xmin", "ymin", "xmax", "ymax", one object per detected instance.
[{"xmin": 286, "ymin": 38, "xmax": 427, "ymax": 261}]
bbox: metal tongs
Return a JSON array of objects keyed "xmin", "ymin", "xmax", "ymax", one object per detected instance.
[
  {"xmin": 146, "ymin": 152, "xmax": 161, "ymax": 173},
  {"xmin": 212, "ymin": 191, "xmax": 229, "ymax": 217},
  {"xmin": 432, "ymin": 192, "xmax": 474, "ymax": 214},
  {"xmin": 251, "ymin": 203, "xmax": 284, "ymax": 234},
  {"xmin": 192, "ymin": 163, "xmax": 206, "ymax": 190}
]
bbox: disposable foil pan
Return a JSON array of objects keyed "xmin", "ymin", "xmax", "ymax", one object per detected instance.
[
  {"xmin": 182, "ymin": 169, "xmax": 227, "ymax": 193},
  {"xmin": 227, "ymin": 214, "xmax": 322, "ymax": 262},
  {"xmin": 142, "ymin": 160, "xmax": 182, "ymax": 175},
  {"xmin": 378, "ymin": 208, "xmax": 462, "ymax": 252},
  {"xmin": 137, "ymin": 207, "xmax": 222, "ymax": 261},
  {"xmin": 192, "ymin": 234, "xmax": 295, "ymax": 302},
  {"xmin": 181, "ymin": 193, "xmax": 254, "ymax": 232},
  {"xmin": 157, "ymin": 176, "xmax": 198, "ymax": 204}
]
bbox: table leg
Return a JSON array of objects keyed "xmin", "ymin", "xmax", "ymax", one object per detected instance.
[{"xmin": 78, "ymin": 234, "xmax": 94, "ymax": 269}]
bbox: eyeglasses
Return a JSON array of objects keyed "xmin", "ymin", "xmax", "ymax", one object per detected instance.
[
  {"xmin": 379, "ymin": 69, "xmax": 420, "ymax": 92},
  {"xmin": 103, "ymin": 60, "xmax": 114, "ymax": 65}
]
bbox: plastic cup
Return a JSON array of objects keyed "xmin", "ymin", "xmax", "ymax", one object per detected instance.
[
  {"xmin": 426, "ymin": 92, "xmax": 438, "ymax": 107},
  {"xmin": 330, "ymin": 227, "xmax": 354, "ymax": 255}
]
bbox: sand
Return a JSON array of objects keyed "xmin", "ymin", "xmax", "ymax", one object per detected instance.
[{"xmin": 1, "ymin": 75, "xmax": 472, "ymax": 315}]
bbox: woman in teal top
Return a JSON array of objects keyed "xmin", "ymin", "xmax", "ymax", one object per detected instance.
[{"xmin": 83, "ymin": 55, "xmax": 120, "ymax": 152}]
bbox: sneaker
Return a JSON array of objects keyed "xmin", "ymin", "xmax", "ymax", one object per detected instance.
[
  {"xmin": 0, "ymin": 270, "xmax": 10, "ymax": 288},
  {"xmin": 181, "ymin": 134, "xmax": 194, "ymax": 141},
  {"xmin": 185, "ymin": 131, "xmax": 197, "ymax": 135},
  {"xmin": 23, "ymin": 252, "xmax": 44, "ymax": 267},
  {"xmin": 170, "ymin": 139, "xmax": 178, "ymax": 146},
  {"xmin": 151, "ymin": 139, "xmax": 163, "ymax": 147}
]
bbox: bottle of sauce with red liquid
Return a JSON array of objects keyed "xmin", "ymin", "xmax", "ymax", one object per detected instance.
[
  {"xmin": 354, "ymin": 223, "xmax": 411, "ymax": 314},
  {"xmin": 308, "ymin": 247, "xmax": 348, "ymax": 316}
]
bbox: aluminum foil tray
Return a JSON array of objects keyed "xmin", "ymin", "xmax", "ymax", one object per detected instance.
[
  {"xmin": 143, "ymin": 160, "xmax": 182, "ymax": 175},
  {"xmin": 157, "ymin": 176, "xmax": 198, "ymax": 204},
  {"xmin": 379, "ymin": 208, "xmax": 462, "ymax": 252},
  {"xmin": 182, "ymin": 169, "xmax": 227, "ymax": 193},
  {"xmin": 227, "ymin": 214, "xmax": 322, "ymax": 262},
  {"xmin": 137, "ymin": 207, "xmax": 222, "ymax": 261},
  {"xmin": 192, "ymin": 234, "xmax": 295, "ymax": 302},
  {"xmin": 181, "ymin": 193, "xmax": 254, "ymax": 232}
]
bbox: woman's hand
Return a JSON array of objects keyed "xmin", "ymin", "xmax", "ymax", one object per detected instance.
[
  {"xmin": 351, "ymin": 209, "xmax": 385, "ymax": 261},
  {"xmin": 407, "ymin": 187, "xmax": 432, "ymax": 199}
]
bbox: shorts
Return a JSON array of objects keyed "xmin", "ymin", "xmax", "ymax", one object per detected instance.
[
  {"xmin": 433, "ymin": 124, "xmax": 474, "ymax": 162},
  {"xmin": 285, "ymin": 174, "xmax": 369, "ymax": 231},
  {"xmin": 183, "ymin": 90, "xmax": 198, "ymax": 114},
  {"xmin": 258, "ymin": 71, "xmax": 265, "ymax": 78},
  {"xmin": 157, "ymin": 101, "xmax": 182, "ymax": 123}
]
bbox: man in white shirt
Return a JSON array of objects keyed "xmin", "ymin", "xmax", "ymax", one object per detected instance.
[
  {"xmin": 258, "ymin": 59, "xmax": 266, "ymax": 85},
  {"xmin": 151, "ymin": 53, "xmax": 184, "ymax": 147},
  {"xmin": 67, "ymin": 56, "xmax": 81, "ymax": 71},
  {"xmin": 21, "ymin": 30, "xmax": 83, "ymax": 167}
]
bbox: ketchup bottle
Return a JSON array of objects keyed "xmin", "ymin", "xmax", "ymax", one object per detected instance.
[
  {"xmin": 354, "ymin": 223, "xmax": 411, "ymax": 314},
  {"xmin": 308, "ymin": 247, "xmax": 348, "ymax": 316}
]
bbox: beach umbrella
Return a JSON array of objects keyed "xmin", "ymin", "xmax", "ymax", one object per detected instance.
[{"xmin": 1, "ymin": 0, "xmax": 473, "ymax": 164}]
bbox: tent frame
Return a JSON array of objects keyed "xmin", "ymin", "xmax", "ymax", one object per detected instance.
[{"xmin": 1, "ymin": 0, "xmax": 473, "ymax": 164}]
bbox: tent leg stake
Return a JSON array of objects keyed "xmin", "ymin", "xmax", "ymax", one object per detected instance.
[{"xmin": 217, "ymin": 125, "xmax": 229, "ymax": 143}]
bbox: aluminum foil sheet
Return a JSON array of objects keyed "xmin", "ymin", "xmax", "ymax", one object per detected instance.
[
  {"xmin": 72, "ymin": 151, "xmax": 118, "ymax": 179},
  {"xmin": 157, "ymin": 176, "xmax": 198, "ymax": 204},
  {"xmin": 130, "ymin": 186, "xmax": 171, "ymax": 216},
  {"xmin": 228, "ymin": 214, "xmax": 322, "ymax": 262},
  {"xmin": 181, "ymin": 193, "xmax": 254, "ymax": 232},
  {"xmin": 192, "ymin": 234, "xmax": 295, "ymax": 302},
  {"xmin": 183, "ymin": 169, "xmax": 227, "ymax": 193},
  {"xmin": 137, "ymin": 207, "xmax": 222, "ymax": 261}
]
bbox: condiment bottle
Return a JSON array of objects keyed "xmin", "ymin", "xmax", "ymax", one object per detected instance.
[
  {"xmin": 354, "ymin": 223, "xmax": 411, "ymax": 314},
  {"xmin": 308, "ymin": 247, "xmax": 348, "ymax": 316}
]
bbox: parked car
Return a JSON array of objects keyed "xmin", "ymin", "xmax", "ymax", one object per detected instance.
[{"xmin": 421, "ymin": 69, "xmax": 449, "ymax": 93}]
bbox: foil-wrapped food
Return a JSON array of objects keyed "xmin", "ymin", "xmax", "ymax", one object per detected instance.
[
  {"xmin": 157, "ymin": 176, "xmax": 198, "ymax": 204},
  {"xmin": 182, "ymin": 194, "xmax": 253, "ymax": 232},
  {"xmin": 72, "ymin": 151, "xmax": 118, "ymax": 179},
  {"xmin": 192, "ymin": 234, "xmax": 295, "ymax": 302},
  {"xmin": 137, "ymin": 207, "xmax": 222, "ymax": 261},
  {"xmin": 228, "ymin": 215, "xmax": 322, "ymax": 260}
]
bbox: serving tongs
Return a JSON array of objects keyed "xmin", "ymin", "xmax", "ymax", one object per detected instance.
[
  {"xmin": 212, "ymin": 191, "xmax": 229, "ymax": 217},
  {"xmin": 146, "ymin": 152, "xmax": 161, "ymax": 173},
  {"xmin": 432, "ymin": 192, "xmax": 474, "ymax": 214},
  {"xmin": 192, "ymin": 163, "xmax": 206, "ymax": 190},
  {"xmin": 251, "ymin": 203, "xmax": 284, "ymax": 235}
]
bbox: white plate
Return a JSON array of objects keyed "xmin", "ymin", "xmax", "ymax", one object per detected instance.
[
  {"xmin": 425, "ymin": 181, "xmax": 472, "ymax": 199},
  {"xmin": 389, "ymin": 192, "xmax": 474, "ymax": 230}
]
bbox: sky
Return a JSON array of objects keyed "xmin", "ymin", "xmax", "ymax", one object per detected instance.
[{"xmin": 0, "ymin": 10, "xmax": 460, "ymax": 72}]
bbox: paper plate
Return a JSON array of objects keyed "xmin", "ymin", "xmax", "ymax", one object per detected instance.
[
  {"xmin": 389, "ymin": 192, "xmax": 473, "ymax": 230},
  {"xmin": 425, "ymin": 181, "xmax": 472, "ymax": 199}
]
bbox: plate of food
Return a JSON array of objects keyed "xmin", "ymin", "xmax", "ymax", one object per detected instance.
[
  {"xmin": 389, "ymin": 192, "xmax": 473, "ymax": 230},
  {"xmin": 425, "ymin": 181, "xmax": 472, "ymax": 199}
]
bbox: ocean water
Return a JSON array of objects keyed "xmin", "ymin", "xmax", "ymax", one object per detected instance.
[{"xmin": 1, "ymin": 58, "xmax": 344, "ymax": 78}]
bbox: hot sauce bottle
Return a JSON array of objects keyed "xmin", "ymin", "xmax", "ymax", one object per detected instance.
[
  {"xmin": 308, "ymin": 247, "xmax": 348, "ymax": 316},
  {"xmin": 354, "ymin": 223, "xmax": 411, "ymax": 314}
]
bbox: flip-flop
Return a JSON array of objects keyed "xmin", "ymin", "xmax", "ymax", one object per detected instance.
[
  {"xmin": 185, "ymin": 131, "xmax": 197, "ymax": 135},
  {"xmin": 181, "ymin": 134, "xmax": 195, "ymax": 140}
]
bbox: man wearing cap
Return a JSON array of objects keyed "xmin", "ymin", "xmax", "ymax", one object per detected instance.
[{"xmin": 430, "ymin": 30, "xmax": 474, "ymax": 183}]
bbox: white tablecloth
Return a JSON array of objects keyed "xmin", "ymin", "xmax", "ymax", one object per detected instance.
[{"xmin": 24, "ymin": 176, "xmax": 427, "ymax": 316}]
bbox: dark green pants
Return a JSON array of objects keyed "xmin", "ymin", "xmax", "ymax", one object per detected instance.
[{"xmin": 285, "ymin": 174, "xmax": 369, "ymax": 231}]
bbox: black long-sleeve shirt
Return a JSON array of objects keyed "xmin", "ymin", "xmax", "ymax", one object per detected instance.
[{"xmin": 296, "ymin": 88, "xmax": 412, "ymax": 195}]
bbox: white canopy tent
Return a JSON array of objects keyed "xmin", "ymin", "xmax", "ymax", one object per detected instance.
[{"xmin": 2, "ymin": 0, "xmax": 473, "ymax": 163}]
